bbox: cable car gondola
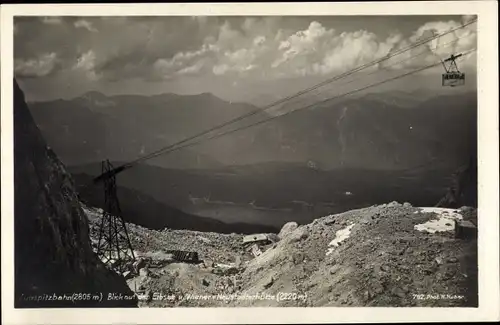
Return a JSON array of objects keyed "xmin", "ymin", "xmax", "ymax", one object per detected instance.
[{"xmin": 441, "ymin": 53, "xmax": 465, "ymax": 87}]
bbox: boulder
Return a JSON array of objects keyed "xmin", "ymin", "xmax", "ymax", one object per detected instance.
[
  {"xmin": 197, "ymin": 236, "xmax": 212, "ymax": 244},
  {"xmin": 133, "ymin": 258, "xmax": 146, "ymax": 273},
  {"xmin": 203, "ymin": 259, "xmax": 214, "ymax": 268},
  {"xmin": 213, "ymin": 266, "xmax": 239, "ymax": 276},
  {"xmin": 360, "ymin": 216, "xmax": 372, "ymax": 224},
  {"xmin": 263, "ymin": 276, "xmax": 275, "ymax": 289},
  {"xmin": 279, "ymin": 222, "xmax": 299, "ymax": 239},
  {"xmin": 459, "ymin": 206, "xmax": 475, "ymax": 213},
  {"xmin": 291, "ymin": 252, "xmax": 305, "ymax": 265},
  {"xmin": 139, "ymin": 267, "xmax": 150, "ymax": 277},
  {"xmin": 454, "ymin": 220, "xmax": 477, "ymax": 240},
  {"xmin": 387, "ymin": 201, "xmax": 401, "ymax": 208},
  {"xmin": 235, "ymin": 256, "xmax": 242, "ymax": 268},
  {"xmin": 324, "ymin": 216, "xmax": 336, "ymax": 225},
  {"xmin": 289, "ymin": 227, "xmax": 309, "ymax": 243},
  {"xmin": 122, "ymin": 270, "xmax": 133, "ymax": 280}
]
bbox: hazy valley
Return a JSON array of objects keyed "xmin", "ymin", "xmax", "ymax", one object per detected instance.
[{"xmin": 28, "ymin": 89, "xmax": 477, "ymax": 232}]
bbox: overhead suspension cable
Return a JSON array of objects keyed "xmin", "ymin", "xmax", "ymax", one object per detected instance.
[
  {"xmin": 277, "ymin": 31, "xmax": 477, "ymax": 109},
  {"xmin": 93, "ymin": 20, "xmax": 477, "ymax": 183},
  {"xmin": 121, "ymin": 49, "xmax": 476, "ymax": 168},
  {"xmin": 112, "ymin": 20, "xmax": 477, "ymax": 169}
]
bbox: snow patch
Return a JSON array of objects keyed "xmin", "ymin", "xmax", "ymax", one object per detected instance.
[
  {"xmin": 214, "ymin": 263, "xmax": 235, "ymax": 269},
  {"xmin": 326, "ymin": 224, "xmax": 355, "ymax": 256},
  {"xmin": 416, "ymin": 207, "xmax": 462, "ymax": 215},
  {"xmin": 413, "ymin": 207, "xmax": 463, "ymax": 233}
]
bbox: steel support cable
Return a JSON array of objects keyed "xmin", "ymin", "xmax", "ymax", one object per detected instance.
[
  {"xmin": 275, "ymin": 31, "xmax": 477, "ymax": 110},
  {"xmin": 106, "ymin": 19, "xmax": 477, "ymax": 174},
  {"xmin": 134, "ymin": 48, "xmax": 477, "ymax": 166}
]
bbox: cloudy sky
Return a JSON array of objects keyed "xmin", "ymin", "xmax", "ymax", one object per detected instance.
[{"xmin": 14, "ymin": 15, "xmax": 477, "ymax": 103}]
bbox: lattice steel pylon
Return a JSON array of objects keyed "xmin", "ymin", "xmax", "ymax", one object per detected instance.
[{"xmin": 96, "ymin": 160, "xmax": 135, "ymax": 273}]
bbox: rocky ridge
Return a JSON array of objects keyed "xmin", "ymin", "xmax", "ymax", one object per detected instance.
[
  {"xmin": 84, "ymin": 201, "xmax": 477, "ymax": 307},
  {"xmin": 14, "ymin": 80, "xmax": 136, "ymax": 308}
]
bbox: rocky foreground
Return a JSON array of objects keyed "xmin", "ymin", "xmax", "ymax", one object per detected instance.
[
  {"xmin": 14, "ymin": 79, "xmax": 136, "ymax": 308},
  {"xmin": 84, "ymin": 202, "xmax": 477, "ymax": 307}
]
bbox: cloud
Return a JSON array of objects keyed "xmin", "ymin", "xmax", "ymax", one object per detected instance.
[
  {"xmin": 74, "ymin": 19, "xmax": 98, "ymax": 32},
  {"xmin": 150, "ymin": 17, "xmax": 475, "ymax": 82},
  {"xmin": 462, "ymin": 14, "xmax": 477, "ymax": 24},
  {"xmin": 66, "ymin": 16, "xmax": 215, "ymax": 81},
  {"xmin": 271, "ymin": 23, "xmax": 387, "ymax": 76},
  {"xmin": 390, "ymin": 19, "xmax": 477, "ymax": 70},
  {"xmin": 13, "ymin": 16, "xmax": 477, "ymax": 86},
  {"xmin": 73, "ymin": 50, "xmax": 101, "ymax": 80},
  {"xmin": 366, "ymin": 17, "xmax": 477, "ymax": 74},
  {"xmin": 15, "ymin": 52, "xmax": 59, "ymax": 78},
  {"xmin": 178, "ymin": 60, "xmax": 206, "ymax": 75},
  {"xmin": 151, "ymin": 43, "xmax": 217, "ymax": 80},
  {"xmin": 40, "ymin": 16, "xmax": 62, "ymax": 25},
  {"xmin": 190, "ymin": 16, "xmax": 208, "ymax": 26},
  {"xmin": 149, "ymin": 19, "xmax": 279, "ymax": 79}
]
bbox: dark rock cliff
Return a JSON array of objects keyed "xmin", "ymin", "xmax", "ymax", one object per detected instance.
[
  {"xmin": 436, "ymin": 127, "xmax": 478, "ymax": 209},
  {"xmin": 14, "ymin": 79, "xmax": 137, "ymax": 308}
]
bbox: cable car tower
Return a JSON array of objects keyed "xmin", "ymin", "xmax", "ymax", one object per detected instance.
[
  {"xmin": 94, "ymin": 160, "xmax": 135, "ymax": 273},
  {"xmin": 441, "ymin": 53, "xmax": 465, "ymax": 87}
]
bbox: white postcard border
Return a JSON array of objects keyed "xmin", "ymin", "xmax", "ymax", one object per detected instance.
[{"xmin": 1, "ymin": 2, "xmax": 498, "ymax": 324}]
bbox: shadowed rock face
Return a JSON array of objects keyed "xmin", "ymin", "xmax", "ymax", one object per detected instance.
[
  {"xmin": 436, "ymin": 136, "xmax": 477, "ymax": 209},
  {"xmin": 13, "ymin": 79, "xmax": 137, "ymax": 308}
]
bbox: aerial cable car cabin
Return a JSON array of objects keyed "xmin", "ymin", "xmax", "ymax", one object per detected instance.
[{"xmin": 441, "ymin": 53, "xmax": 466, "ymax": 87}]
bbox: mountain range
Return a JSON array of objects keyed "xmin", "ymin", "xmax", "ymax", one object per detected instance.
[
  {"xmin": 26, "ymin": 88, "xmax": 477, "ymax": 230},
  {"xmin": 28, "ymin": 89, "xmax": 477, "ymax": 171}
]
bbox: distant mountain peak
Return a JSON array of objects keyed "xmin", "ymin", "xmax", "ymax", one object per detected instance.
[
  {"xmin": 151, "ymin": 92, "xmax": 180, "ymax": 98},
  {"xmin": 196, "ymin": 92, "xmax": 220, "ymax": 100},
  {"xmin": 78, "ymin": 91, "xmax": 115, "ymax": 108},
  {"xmin": 149, "ymin": 91, "xmax": 223, "ymax": 103},
  {"xmin": 81, "ymin": 90, "xmax": 108, "ymax": 100}
]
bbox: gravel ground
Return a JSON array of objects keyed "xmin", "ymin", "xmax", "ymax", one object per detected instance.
[{"xmin": 83, "ymin": 202, "xmax": 477, "ymax": 307}]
